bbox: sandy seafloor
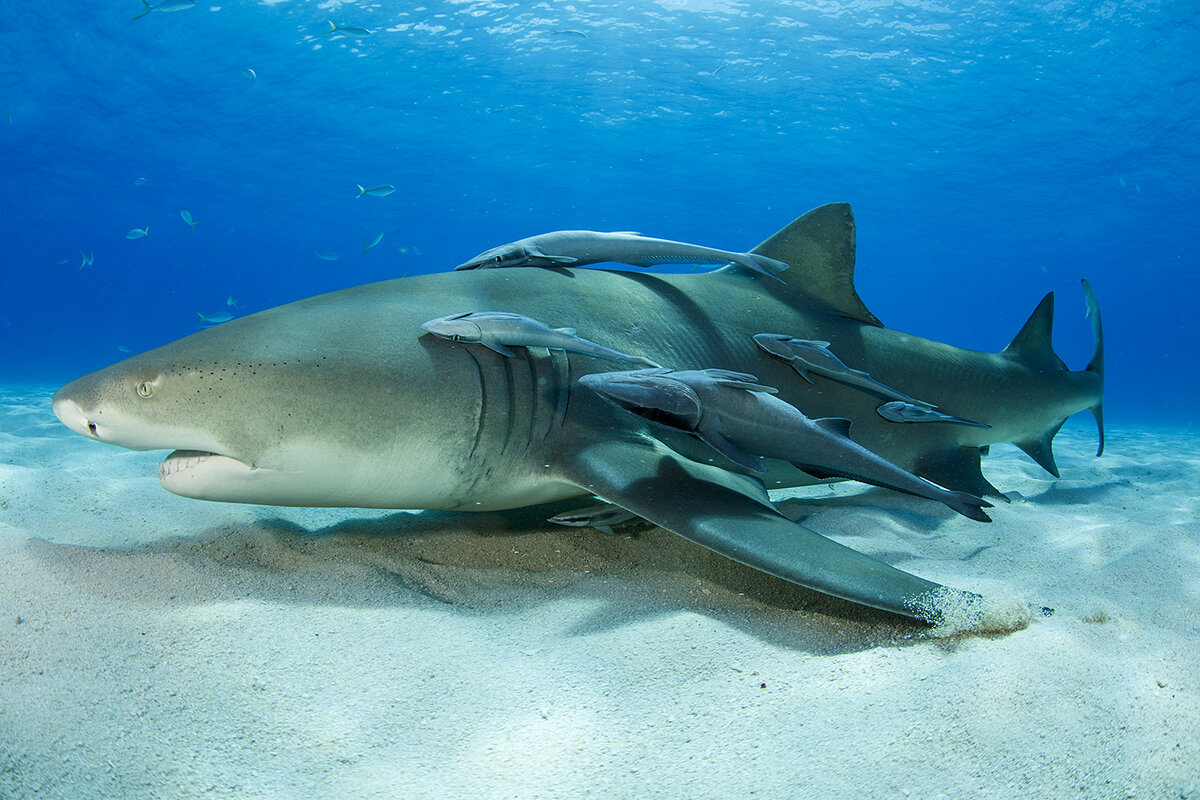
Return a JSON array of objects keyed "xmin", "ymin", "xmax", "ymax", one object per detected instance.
[{"xmin": 0, "ymin": 385, "xmax": 1197, "ymax": 800}]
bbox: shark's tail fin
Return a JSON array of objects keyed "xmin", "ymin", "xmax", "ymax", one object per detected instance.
[{"xmin": 1081, "ymin": 278, "xmax": 1105, "ymax": 456}]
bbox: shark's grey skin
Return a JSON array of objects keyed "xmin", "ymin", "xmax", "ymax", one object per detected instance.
[
  {"xmin": 51, "ymin": 203, "xmax": 1104, "ymax": 623},
  {"xmin": 420, "ymin": 311, "xmax": 661, "ymax": 367},
  {"xmin": 580, "ymin": 368, "xmax": 993, "ymax": 522},
  {"xmin": 754, "ymin": 334, "xmax": 928, "ymax": 406},
  {"xmin": 453, "ymin": 230, "xmax": 789, "ymax": 282},
  {"xmin": 547, "ymin": 502, "xmax": 645, "ymax": 536},
  {"xmin": 877, "ymin": 400, "xmax": 990, "ymax": 428}
]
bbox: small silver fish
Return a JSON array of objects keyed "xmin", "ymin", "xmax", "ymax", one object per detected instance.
[
  {"xmin": 196, "ymin": 311, "xmax": 234, "ymax": 327},
  {"xmin": 421, "ymin": 311, "xmax": 661, "ymax": 367},
  {"xmin": 356, "ymin": 184, "xmax": 395, "ymax": 198},
  {"xmin": 314, "ymin": 251, "xmax": 340, "ymax": 261},
  {"xmin": 79, "ymin": 251, "xmax": 94, "ymax": 269},
  {"xmin": 325, "ymin": 20, "xmax": 372, "ymax": 37},
  {"xmin": 242, "ymin": 68, "xmax": 257, "ymax": 82},
  {"xmin": 117, "ymin": 345, "xmax": 132, "ymax": 354},
  {"xmin": 132, "ymin": 177, "xmax": 149, "ymax": 186},
  {"xmin": 226, "ymin": 296, "xmax": 240, "ymax": 309},
  {"xmin": 131, "ymin": 0, "xmax": 196, "ymax": 20},
  {"xmin": 362, "ymin": 232, "xmax": 384, "ymax": 254},
  {"xmin": 877, "ymin": 401, "xmax": 990, "ymax": 428},
  {"xmin": 126, "ymin": 226, "xmax": 150, "ymax": 240},
  {"xmin": 180, "ymin": 210, "xmax": 196, "ymax": 231}
]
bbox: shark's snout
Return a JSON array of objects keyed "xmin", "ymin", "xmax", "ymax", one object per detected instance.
[{"xmin": 52, "ymin": 391, "xmax": 97, "ymax": 439}]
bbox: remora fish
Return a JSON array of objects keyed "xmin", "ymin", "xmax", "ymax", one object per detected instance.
[
  {"xmin": 131, "ymin": 0, "xmax": 196, "ymax": 20},
  {"xmin": 421, "ymin": 311, "xmax": 661, "ymax": 367},
  {"xmin": 580, "ymin": 368, "xmax": 992, "ymax": 522},
  {"xmin": 454, "ymin": 230, "xmax": 789, "ymax": 282},
  {"xmin": 878, "ymin": 401, "xmax": 990, "ymax": 428},
  {"xmin": 547, "ymin": 502, "xmax": 644, "ymax": 536},
  {"xmin": 50, "ymin": 203, "xmax": 1103, "ymax": 623},
  {"xmin": 180, "ymin": 210, "xmax": 196, "ymax": 232},
  {"xmin": 754, "ymin": 334, "xmax": 927, "ymax": 405}
]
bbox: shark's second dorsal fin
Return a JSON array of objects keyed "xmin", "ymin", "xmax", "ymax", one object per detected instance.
[
  {"xmin": 748, "ymin": 203, "xmax": 883, "ymax": 327},
  {"xmin": 1002, "ymin": 292, "xmax": 1068, "ymax": 372}
]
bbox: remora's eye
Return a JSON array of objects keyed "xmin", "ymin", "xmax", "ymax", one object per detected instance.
[{"xmin": 135, "ymin": 381, "xmax": 154, "ymax": 398}]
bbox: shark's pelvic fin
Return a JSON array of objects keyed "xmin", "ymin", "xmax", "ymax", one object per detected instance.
[
  {"xmin": 748, "ymin": 203, "xmax": 883, "ymax": 327},
  {"xmin": 915, "ymin": 446, "xmax": 1005, "ymax": 501},
  {"xmin": 1082, "ymin": 278, "xmax": 1105, "ymax": 457}
]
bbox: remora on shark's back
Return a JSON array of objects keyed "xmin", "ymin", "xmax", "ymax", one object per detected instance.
[
  {"xmin": 51, "ymin": 203, "xmax": 1103, "ymax": 624},
  {"xmin": 454, "ymin": 229, "xmax": 789, "ymax": 281}
]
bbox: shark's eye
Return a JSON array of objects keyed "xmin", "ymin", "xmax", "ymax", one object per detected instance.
[
  {"xmin": 135, "ymin": 381, "xmax": 154, "ymax": 399},
  {"xmin": 492, "ymin": 256, "xmax": 503, "ymax": 264},
  {"xmin": 451, "ymin": 335, "xmax": 461, "ymax": 342}
]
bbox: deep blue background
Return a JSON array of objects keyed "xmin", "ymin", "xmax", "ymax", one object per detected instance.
[{"xmin": 1, "ymin": 1, "xmax": 1196, "ymax": 425}]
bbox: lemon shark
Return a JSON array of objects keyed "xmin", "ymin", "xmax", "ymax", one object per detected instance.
[{"xmin": 51, "ymin": 203, "xmax": 1104, "ymax": 623}]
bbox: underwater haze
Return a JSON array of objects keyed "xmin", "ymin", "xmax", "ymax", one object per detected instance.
[{"xmin": 1, "ymin": 1, "xmax": 1198, "ymax": 423}]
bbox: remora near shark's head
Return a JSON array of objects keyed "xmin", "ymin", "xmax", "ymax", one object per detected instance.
[{"xmin": 52, "ymin": 203, "xmax": 1104, "ymax": 624}]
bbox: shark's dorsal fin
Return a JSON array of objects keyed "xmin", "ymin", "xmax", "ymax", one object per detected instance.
[
  {"xmin": 747, "ymin": 203, "xmax": 883, "ymax": 327},
  {"xmin": 1002, "ymin": 292, "xmax": 1068, "ymax": 372}
]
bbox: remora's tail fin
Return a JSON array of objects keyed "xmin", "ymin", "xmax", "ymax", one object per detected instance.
[
  {"xmin": 1082, "ymin": 278, "xmax": 1105, "ymax": 456},
  {"xmin": 1002, "ymin": 292, "xmax": 1067, "ymax": 477},
  {"xmin": 132, "ymin": 0, "xmax": 153, "ymax": 20}
]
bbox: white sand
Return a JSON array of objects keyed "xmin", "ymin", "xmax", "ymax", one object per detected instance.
[{"xmin": 1, "ymin": 384, "xmax": 1197, "ymax": 799}]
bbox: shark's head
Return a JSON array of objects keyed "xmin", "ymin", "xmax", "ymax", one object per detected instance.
[
  {"xmin": 578, "ymin": 369, "xmax": 702, "ymax": 434},
  {"xmin": 52, "ymin": 352, "xmax": 282, "ymax": 502},
  {"xmin": 50, "ymin": 301, "xmax": 503, "ymax": 509}
]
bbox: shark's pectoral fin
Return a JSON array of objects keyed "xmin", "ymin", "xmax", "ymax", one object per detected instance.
[{"xmin": 562, "ymin": 435, "xmax": 966, "ymax": 622}]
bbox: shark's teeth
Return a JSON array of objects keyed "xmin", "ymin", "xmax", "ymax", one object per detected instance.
[{"xmin": 158, "ymin": 450, "xmax": 216, "ymax": 479}]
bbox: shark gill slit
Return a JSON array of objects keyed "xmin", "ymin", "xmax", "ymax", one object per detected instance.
[
  {"xmin": 500, "ymin": 354, "xmax": 517, "ymax": 456},
  {"xmin": 549, "ymin": 348, "xmax": 570, "ymax": 433},
  {"xmin": 465, "ymin": 350, "xmax": 488, "ymax": 459}
]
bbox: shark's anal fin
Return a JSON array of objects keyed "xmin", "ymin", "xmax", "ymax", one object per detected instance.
[{"xmin": 563, "ymin": 435, "xmax": 969, "ymax": 622}]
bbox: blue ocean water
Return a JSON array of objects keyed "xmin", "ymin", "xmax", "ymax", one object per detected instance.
[{"xmin": 1, "ymin": 1, "xmax": 1196, "ymax": 424}]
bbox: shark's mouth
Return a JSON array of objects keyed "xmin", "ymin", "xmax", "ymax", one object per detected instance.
[{"xmin": 159, "ymin": 449, "xmax": 254, "ymax": 485}]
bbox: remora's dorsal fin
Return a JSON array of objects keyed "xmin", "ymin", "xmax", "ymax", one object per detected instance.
[
  {"xmin": 1002, "ymin": 292, "xmax": 1068, "ymax": 372},
  {"xmin": 748, "ymin": 202, "xmax": 883, "ymax": 327}
]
